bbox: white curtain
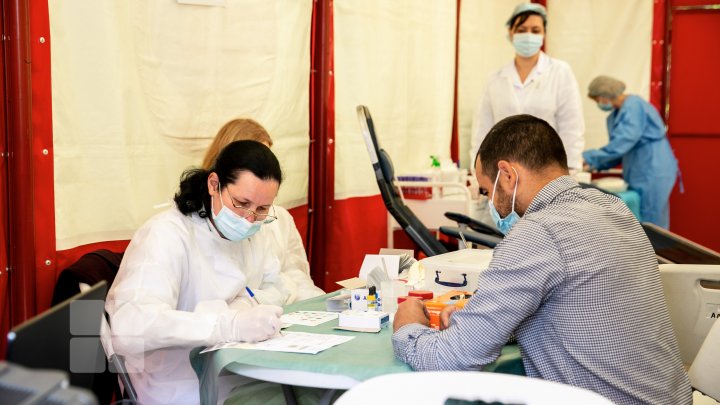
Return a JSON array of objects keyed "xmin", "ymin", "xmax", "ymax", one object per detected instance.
[
  {"xmin": 49, "ymin": 0, "xmax": 653, "ymax": 248},
  {"xmin": 546, "ymin": 0, "xmax": 653, "ymax": 150},
  {"xmin": 457, "ymin": 0, "xmax": 519, "ymax": 170},
  {"xmin": 334, "ymin": 0, "xmax": 457, "ymax": 199},
  {"xmin": 49, "ymin": 0, "xmax": 312, "ymax": 249}
]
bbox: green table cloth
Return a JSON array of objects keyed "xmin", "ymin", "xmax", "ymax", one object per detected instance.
[{"xmin": 190, "ymin": 292, "xmax": 524, "ymax": 404}]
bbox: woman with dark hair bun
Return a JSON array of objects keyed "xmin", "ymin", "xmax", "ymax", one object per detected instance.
[
  {"xmin": 201, "ymin": 118, "xmax": 325, "ymax": 302},
  {"xmin": 106, "ymin": 140, "xmax": 290, "ymax": 405}
]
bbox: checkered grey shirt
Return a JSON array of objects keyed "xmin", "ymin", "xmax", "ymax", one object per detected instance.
[{"xmin": 393, "ymin": 176, "xmax": 691, "ymax": 405}]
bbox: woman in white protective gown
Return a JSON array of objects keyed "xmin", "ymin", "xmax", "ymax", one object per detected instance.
[{"xmin": 106, "ymin": 140, "xmax": 291, "ymax": 404}]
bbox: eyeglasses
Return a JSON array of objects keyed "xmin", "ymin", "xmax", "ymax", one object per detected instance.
[
  {"xmin": 231, "ymin": 203, "xmax": 278, "ymax": 224},
  {"xmin": 222, "ymin": 188, "xmax": 278, "ymax": 224}
]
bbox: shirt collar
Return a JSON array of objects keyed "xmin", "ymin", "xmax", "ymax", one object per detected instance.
[
  {"xmin": 525, "ymin": 175, "xmax": 579, "ymax": 215},
  {"xmin": 535, "ymin": 51, "xmax": 549, "ymax": 74},
  {"xmin": 500, "ymin": 51, "xmax": 549, "ymax": 84}
]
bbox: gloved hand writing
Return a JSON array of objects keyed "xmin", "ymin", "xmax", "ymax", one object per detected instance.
[{"xmin": 216, "ymin": 305, "xmax": 283, "ymax": 343}]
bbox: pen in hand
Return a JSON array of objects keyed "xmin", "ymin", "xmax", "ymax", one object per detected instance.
[
  {"xmin": 245, "ymin": 286, "xmax": 261, "ymax": 306},
  {"xmin": 246, "ymin": 286, "xmax": 285, "ymax": 336}
]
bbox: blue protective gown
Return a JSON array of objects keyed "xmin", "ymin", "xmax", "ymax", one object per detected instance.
[{"xmin": 583, "ymin": 95, "xmax": 678, "ymax": 228}]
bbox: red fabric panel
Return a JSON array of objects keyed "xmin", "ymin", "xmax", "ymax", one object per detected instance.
[
  {"xmin": 323, "ymin": 195, "xmax": 387, "ymax": 291},
  {"xmin": 649, "ymin": 0, "xmax": 666, "ymax": 112},
  {"xmin": 667, "ymin": 11, "xmax": 720, "ymax": 136},
  {"xmin": 0, "ymin": 3, "xmax": 9, "ymax": 357},
  {"xmin": 671, "ymin": 0, "xmax": 720, "ymax": 6},
  {"xmin": 668, "ymin": 137, "xmax": 720, "ymax": 251},
  {"xmin": 665, "ymin": 7, "xmax": 720, "ymax": 250},
  {"xmin": 287, "ymin": 205, "xmax": 309, "ymax": 249},
  {"xmin": 29, "ymin": 0, "xmax": 56, "ymax": 312}
]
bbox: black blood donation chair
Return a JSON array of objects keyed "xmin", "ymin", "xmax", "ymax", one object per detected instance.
[{"xmin": 357, "ymin": 105, "xmax": 501, "ymax": 253}]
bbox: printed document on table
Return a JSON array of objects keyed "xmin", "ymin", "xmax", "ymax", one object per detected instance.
[
  {"xmin": 280, "ymin": 311, "xmax": 339, "ymax": 326},
  {"xmin": 200, "ymin": 332, "xmax": 354, "ymax": 354}
]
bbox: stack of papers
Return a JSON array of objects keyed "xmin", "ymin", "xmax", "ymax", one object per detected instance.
[
  {"xmin": 398, "ymin": 253, "xmax": 417, "ymax": 272},
  {"xmin": 201, "ymin": 332, "xmax": 354, "ymax": 354},
  {"xmin": 280, "ymin": 311, "xmax": 338, "ymax": 326},
  {"xmin": 325, "ymin": 294, "xmax": 350, "ymax": 312}
]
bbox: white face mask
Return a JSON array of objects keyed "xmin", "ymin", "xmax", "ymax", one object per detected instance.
[
  {"xmin": 512, "ymin": 33, "xmax": 543, "ymax": 57},
  {"xmin": 211, "ymin": 189, "xmax": 262, "ymax": 241}
]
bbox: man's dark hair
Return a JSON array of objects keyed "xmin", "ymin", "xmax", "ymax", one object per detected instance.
[{"xmin": 477, "ymin": 114, "xmax": 568, "ymax": 179}]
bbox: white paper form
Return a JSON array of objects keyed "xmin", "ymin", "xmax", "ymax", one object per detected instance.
[
  {"xmin": 280, "ymin": 311, "xmax": 339, "ymax": 326},
  {"xmin": 358, "ymin": 254, "xmax": 400, "ymax": 280},
  {"xmin": 200, "ymin": 332, "xmax": 354, "ymax": 354}
]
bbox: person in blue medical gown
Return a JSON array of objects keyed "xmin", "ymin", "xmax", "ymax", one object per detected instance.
[{"xmin": 583, "ymin": 75, "xmax": 678, "ymax": 229}]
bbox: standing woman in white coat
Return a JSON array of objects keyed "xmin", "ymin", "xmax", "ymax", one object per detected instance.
[
  {"xmin": 106, "ymin": 141, "xmax": 288, "ymax": 405},
  {"xmin": 202, "ymin": 119, "xmax": 325, "ymax": 303},
  {"xmin": 470, "ymin": 3, "xmax": 585, "ymax": 171}
]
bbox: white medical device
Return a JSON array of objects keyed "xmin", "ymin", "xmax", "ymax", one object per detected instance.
[{"xmin": 420, "ymin": 249, "xmax": 494, "ymax": 293}]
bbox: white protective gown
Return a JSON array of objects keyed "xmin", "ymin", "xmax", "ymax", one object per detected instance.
[
  {"xmin": 106, "ymin": 207, "xmax": 294, "ymax": 405},
  {"xmin": 256, "ymin": 206, "xmax": 325, "ymax": 302},
  {"xmin": 470, "ymin": 52, "xmax": 585, "ymax": 170}
]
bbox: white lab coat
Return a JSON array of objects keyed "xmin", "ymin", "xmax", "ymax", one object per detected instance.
[
  {"xmin": 106, "ymin": 207, "xmax": 293, "ymax": 405},
  {"xmin": 470, "ymin": 52, "xmax": 585, "ymax": 170},
  {"xmin": 256, "ymin": 206, "xmax": 325, "ymax": 302}
]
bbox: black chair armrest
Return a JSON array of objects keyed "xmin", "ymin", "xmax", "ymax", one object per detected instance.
[
  {"xmin": 439, "ymin": 226, "xmax": 502, "ymax": 249},
  {"xmin": 444, "ymin": 211, "xmax": 504, "ymax": 238}
]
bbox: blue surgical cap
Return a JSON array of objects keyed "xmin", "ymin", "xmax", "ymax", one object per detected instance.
[
  {"xmin": 588, "ymin": 76, "xmax": 626, "ymax": 99},
  {"xmin": 507, "ymin": 3, "xmax": 547, "ymax": 28}
]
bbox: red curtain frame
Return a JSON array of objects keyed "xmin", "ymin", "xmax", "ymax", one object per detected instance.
[
  {"xmin": 651, "ymin": 0, "xmax": 667, "ymax": 114},
  {"xmin": 29, "ymin": 0, "xmax": 56, "ymax": 313},
  {"xmin": 0, "ymin": 0, "xmax": 11, "ymax": 356},
  {"xmin": 450, "ymin": 0, "xmax": 461, "ymax": 164},
  {"xmin": 6, "ymin": 0, "xmax": 36, "ymax": 324},
  {"xmin": 308, "ymin": 0, "xmax": 335, "ymax": 291}
]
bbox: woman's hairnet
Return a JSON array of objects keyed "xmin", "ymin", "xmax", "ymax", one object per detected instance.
[
  {"xmin": 588, "ymin": 76, "xmax": 626, "ymax": 99},
  {"xmin": 507, "ymin": 3, "xmax": 547, "ymax": 27}
]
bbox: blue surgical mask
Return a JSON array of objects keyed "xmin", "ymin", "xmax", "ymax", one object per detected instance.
[
  {"xmin": 597, "ymin": 102, "xmax": 614, "ymax": 112},
  {"xmin": 488, "ymin": 167, "xmax": 521, "ymax": 235},
  {"xmin": 512, "ymin": 33, "xmax": 543, "ymax": 58},
  {"xmin": 211, "ymin": 190, "xmax": 262, "ymax": 241}
]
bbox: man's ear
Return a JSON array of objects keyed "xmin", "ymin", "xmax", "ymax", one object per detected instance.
[{"xmin": 496, "ymin": 160, "xmax": 516, "ymax": 192}]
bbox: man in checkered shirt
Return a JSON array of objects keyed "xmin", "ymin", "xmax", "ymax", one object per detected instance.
[{"xmin": 392, "ymin": 114, "xmax": 691, "ymax": 404}]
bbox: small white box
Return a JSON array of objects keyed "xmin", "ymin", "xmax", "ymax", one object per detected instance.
[
  {"xmin": 350, "ymin": 288, "xmax": 369, "ymax": 311},
  {"xmin": 338, "ymin": 310, "xmax": 389, "ymax": 330},
  {"xmin": 420, "ymin": 249, "xmax": 494, "ymax": 293}
]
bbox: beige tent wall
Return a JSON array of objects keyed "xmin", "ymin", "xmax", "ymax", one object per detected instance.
[
  {"xmin": 457, "ymin": 0, "xmax": 518, "ymax": 170},
  {"xmin": 546, "ymin": 0, "xmax": 653, "ymax": 150},
  {"xmin": 49, "ymin": 0, "xmax": 312, "ymax": 250},
  {"xmin": 49, "ymin": 0, "xmax": 653, "ymax": 248},
  {"xmin": 334, "ymin": 0, "xmax": 457, "ymax": 199}
]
